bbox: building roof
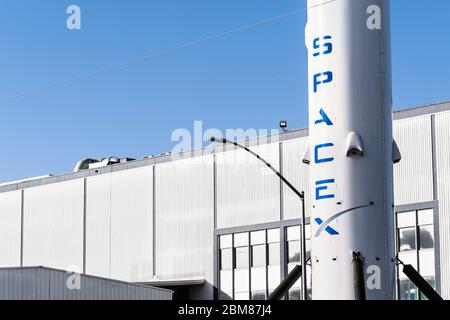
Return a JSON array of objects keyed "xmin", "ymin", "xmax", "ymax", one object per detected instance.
[
  {"xmin": 393, "ymin": 100, "xmax": 450, "ymax": 120},
  {"xmin": 0, "ymin": 266, "xmax": 172, "ymax": 300},
  {"xmin": 0, "ymin": 100, "xmax": 449, "ymax": 194}
]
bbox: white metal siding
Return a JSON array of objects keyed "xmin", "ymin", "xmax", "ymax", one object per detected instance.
[
  {"xmin": 23, "ymin": 180, "xmax": 84, "ymax": 271},
  {"xmin": 0, "ymin": 191, "xmax": 22, "ymax": 267},
  {"xmin": 156, "ymin": 157, "xmax": 214, "ymax": 284},
  {"xmin": 217, "ymin": 143, "xmax": 280, "ymax": 228},
  {"xmin": 86, "ymin": 167, "xmax": 154, "ymax": 282},
  {"xmin": 282, "ymin": 138, "xmax": 310, "ymax": 220},
  {"xmin": 86, "ymin": 174, "xmax": 111, "ymax": 278},
  {"xmin": 110, "ymin": 167, "xmax": 153, "ymax": 282},
  {"xmin": 393, "ymin": 116, "xmax": 434, "ymax": 206},
  {"xmin": 435, "ymin": 111, "xmax": 450, "ymax": 299}
]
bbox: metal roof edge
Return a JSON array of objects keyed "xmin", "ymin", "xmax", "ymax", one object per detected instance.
[
  {"xmin": 137, "ymin": 278, "xmax": 206, "ymax": 287},
  {"xmin": 1, "ymin": 101, "xmax": 449, "ymax": 194},
  {"xmin": 0, "ymin": 266, "xmax": 173, "ymax": 293}
]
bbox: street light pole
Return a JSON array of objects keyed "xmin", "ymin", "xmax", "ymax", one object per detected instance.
[
  {"xmin": 210, "ymin": 137, "xmax": 308, "ymax": 300},
  {"xmin": 300, "ymin": 190, "xmax": 308, "ymax": 300}
]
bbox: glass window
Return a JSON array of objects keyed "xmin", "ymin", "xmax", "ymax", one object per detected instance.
[
  {"xmin": 419, "ymin": 225, "xmax": 434, "ymax": 249},
  {"xmin": 219, "ymin": 226, "xmax": 309, "ymax": 301},
  {"xmin": 235, "ymin": 246, "xmax": 249, "ymax": 269},
  {"xmin": 307, "ymin": 287, "xmax": 312, "ymax": 301},
  {"xmin": 268, "ymin": 265, "xmax": 280, "ymax": 292},
  {"xmin": 397, "ymin": 211, "xmax": 416, "ymax": 228},
  {"xmin": 287, "ymin": 263, "xmax": 302, "ymax": 300},
  {"xmin": 234, "ymin": 233, "xmax": 249, "ymax": 247},
  {"xmin": 220, "ymin": 270, "xmax": 233, "ymax": 297},
  {"xmin": 234, "ymin": 269, "xmax": 249, "ymax": 295},
  {"xmin": 418, "ymin": 209, "xmax": 433, "ymax": 226},
  {"xmin": 399, "ymin": 227, "xmax": 416, "ymax": 251},
  {"xmin": 221, "ymin": 248, "xmax": 233, "ymax": 270},
  {"xmin": 268, "ymin": 243, "xmax": 280, "ymax": 265},
  {"xmin": 398, "ymin": 251, "xmax": 418, "ymax": 278},
  {"xmin": 419, "ymin": 250, "xmax": 435, "ymax": 278},
  {"xmin": 219, "ymin": 292, "xmax": 233, "ymax": 301},
  {"xmin": 287, "ymin": 264, "xmax": 302, "ymax": 289},
  {"xmin": 289, "ymin": 287, "xmax": 301, "ymax": 301},
  {"xmin": 422, "ymin": 278, "xmax": 436, "ymax": 300},
  {"xmin": 306, "ymin": 239, "xmax": 311, "ymax": 260},
  {"xmin": 287, "ymin": 226, "xmax": 301, "ymax": 241},
  {"xmin": 306, "ymin": 262, "xmax": 312, "ymax": 298},
  {"xmin": 251, "ymin": 267, "xmax": 266, "ymax": 292},
  {"xmin": 306, "ymin": 239, "xmax": 312, "ymax": 293},
  {"xmin": 251, "ymin": 291, "xmax": 266, "ymax": 300},
  {"xmin": 235, "ymin": 292, "xmax": 249, "ymax": 300},
  {"xmin": 220, "ymin": 234, "xmax": 232, "ymax": 249},
  {"xmin": 399, "ymin": 280, "xmax": 419, "ymax": 301},
  {"xmin": 252, "ymin": 245, "xmax": 266, "ymax": 267},
  {"xmin": 267, "ymin": 229, "xmax": 280, "ymax": 243},
  {"xmin": 251, "ymin": 230, "xmax": 265, "ymax": 245},
  {"xmin": 288, "ymin": 241, "xmax": 300, "ymax": 263},
  {"xmin": 304, "ymin": 224, "xmax": 311, "ymax": 240},
  {"xmin": 396, "ymin": 208, "xmax": 436, "ymax": 301}
]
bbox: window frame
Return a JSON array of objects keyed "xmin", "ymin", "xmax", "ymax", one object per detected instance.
[
  {"xmin": 214, "ymin": 219, "xmax": 308, "ymax": 301},
  {"xmin": 395, "ymin": 202, "xmax": 441, "ymax": 300}
]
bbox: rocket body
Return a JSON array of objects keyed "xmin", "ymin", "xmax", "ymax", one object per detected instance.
[{"xmin": 305, "ymin": 0, "xmax": 395, "ymax": 299}]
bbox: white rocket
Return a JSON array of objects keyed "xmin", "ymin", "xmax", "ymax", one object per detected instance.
[{"xmin": 304, "ymin": 0, "xmax": 398, "ymax": 299}]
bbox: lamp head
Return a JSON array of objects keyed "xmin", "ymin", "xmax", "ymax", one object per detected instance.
[
  {"xmin": 210, "ymin": 137, "xmax": 226, "ymax": 143},
  {"xmin": 279, "ymin": 120, "xmax": 288, "ymax": 131}
]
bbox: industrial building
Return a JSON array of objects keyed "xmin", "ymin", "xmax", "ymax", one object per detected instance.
[
  {"xmin": 0, "ymin": 266, "xmax": 172, "ymax": 300},
  {"xmin": 0, "ymin": 101, "xmax": 449, "ymax": 300}
]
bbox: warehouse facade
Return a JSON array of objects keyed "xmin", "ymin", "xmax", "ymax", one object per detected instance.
[
  {"xmin": 0, "ymin": 101, "xmax": 449, "ymax": 300},
  {"xmin": 0, "ymin": 266, "xmax": 172, "ymax": 300}
]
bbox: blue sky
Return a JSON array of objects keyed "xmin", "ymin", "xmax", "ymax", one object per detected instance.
[{"xmin": 0, "ymin": 0, "xmax": 449, "ymax": 182}]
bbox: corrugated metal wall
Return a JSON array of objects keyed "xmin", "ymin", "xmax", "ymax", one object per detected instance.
[
  {"xmin": 216, "ymin": 143, "xmax": 280, "ymax": 228},
  {"xmin": 393, "ymin": 116, "xmax": 434, "ymax": 206},
  {"xmin": 86, "ymin": 174, "xmax": 111, "ymax": 278},
  {"xmin": 155, "ymin": 157, "xmax": 214, "ymax": 285},
  {"xmin": 23, "ymin": 180, "xmax": 84, "ymax": 272},
  {"xmin": 0, "ymin": 267, "xmax": 172, "ymax": 300},
  {"xmin": 0, "ymin": 191, "xmax": 22, "ymax": 267},
  {"xmin": 110, "ymin": 168, "xmax": 153, "ymax": 282},
  {"xmin": 86, "ymin": 167, "xmax": 154, "ymax": 282},
  {"xmin": 435, "ymin": 111, "xmax": 450, "ymax": 299},
  {"xmin": 282, "ymin": 138, "xmax": 310, "ymax": 220}
]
